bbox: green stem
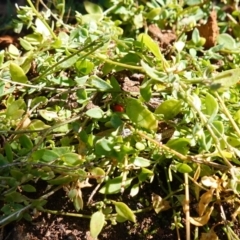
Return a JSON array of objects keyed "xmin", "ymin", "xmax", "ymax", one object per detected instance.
[
  {"xmin": 214, "ymin": 92, "xmax": 240, "ymax": 138},
  {"xmin": 96, "ymin": 54, "xmax": 143, "ymax": 71},
  {"xmin": 26, "ymin": 0, "xmax": 57, "ymax": 40}
]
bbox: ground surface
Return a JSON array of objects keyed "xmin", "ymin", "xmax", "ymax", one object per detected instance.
[{"xmin": 1, "ymin": 1, "xmax": 240, "ymax": 240}]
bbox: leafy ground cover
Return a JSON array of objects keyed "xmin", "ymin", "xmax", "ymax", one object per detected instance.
[{"xmin": 1, "ymin": 0, "xmax": 240, "ymax": 239}]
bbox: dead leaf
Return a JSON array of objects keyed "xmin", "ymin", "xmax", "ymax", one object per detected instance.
[
  {"xmin": 152, "ymin": 193, "xmax": 171, "ymax": 213},
  {"xmin": 197, "ymin": 11, "xmax": 219, "ymax": 48},
  {"xmin": 200, "ymin": 229, "xmax": 219, "ymax": 240},
  {"xmin": 190, "ymin": 206, "xmax": 214, "ymax": 226},
  {"xmin": 198, "ymin": 188, "xmax": 214, "ymax": 216}
]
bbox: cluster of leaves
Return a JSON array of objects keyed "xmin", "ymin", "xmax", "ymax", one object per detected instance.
[{"xmin": 1, "ymin": 0, "xmax": 240, "ymax": 239}]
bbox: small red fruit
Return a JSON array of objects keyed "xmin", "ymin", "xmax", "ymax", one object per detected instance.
[{"xmin": 112, "ymin": 104, "xmax": 124, "ymax": 112}]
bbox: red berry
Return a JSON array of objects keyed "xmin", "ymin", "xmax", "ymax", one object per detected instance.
[{"xmin": 113, "ymin": 104, "xmax": 124, "ymax": 112}]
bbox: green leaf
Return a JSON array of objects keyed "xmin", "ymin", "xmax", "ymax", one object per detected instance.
[
  {"xmin": 32, "ymin": 149, "xmax": 59, "ymax": 162},
  {"xmin": 89, "ymin": 75, "xmax": 113, "ymax": 91},
  {"xmin": 59, "ymin": 55, "xmax": 79, "ymax": 68},
  {"xmin": 145, "ymin": 8, "xmax": 162, "ymax": 20},
  {"xmin": 138, "ymin": 33, "xmax": 162, "ymax": 61},
  {"xmin": 8, "ymin": 44, "xmax": 20, "ymax": 57},
  {"xmin": 30, "ymin": 96, "xmax": 48, "ymax": 108},
  {"xmin": 166, "ymin": 138, "xmax": 190, "ymax": 155},
  {"xmin": 176, "ymin": 163, "xmax": 193, "ymax": 173},
  {"xmin": 19, "ymin": 134, "xmax": 33, "ymax": 149},
  {"xmin": 9, "ymin": 62, "xmax": 28, "ymax": 83},
  {"xmin": 204, "ymin": 93, "xmax": 218, "ymax": 122},
  {"xmin": 192, "ymin": 28, "xmax": 200, "ymax": 44},
  {"xmin": 155, "ymin": 99, "xmax": 182, "ymax": 120},
  {"xmin": 19, "ymin": 38, "xmax": 33, "ymax": 50},
  {"xmin": 141, "ymin": 60, "xmax": 167, "ymax": 81},
  {"xmin": 132, "ymin": 157, "xmax": 151, "ymax": 167},
  {"xmin": 210, "ymin": 68, "xmax": 240, "ymax": 90},
  {"xmin": 99, "ymin": 176, "xmax": 133, "ymax": 194},
  {"xmin": 47, "ymin": 175, "xmax": 72, "ymax": 185},
  {"xmin": 21, "ymin": 184, "xmax": 36, "ymax": 192},
  {"xmin": 112, "ymin": 201, "xmax": 136, "ymax": 223},
  {"xmin": 29, "ymin": 120, "xmax": 50, "ymax": 130},
  {"xmin": 6, "ymin": 99, "xmax": 26, "ymax": 119},
  {"xmin": 39, "ymin": 110, "xmax": 58, "ymax": 121},
  {"xmin": 126, "ymin": 98, "xmax": 158, "ymax": 132},
  {"xmin": 90, "ymin": 167, "xmax": 105, "ymax": 183},
  {"xmin": 90, "ymin": 211, "xmax": 105, "ymax": 238},
  {"xmin": 86, "ymin": 108, "xmax": 104, "ymax": 119},
  {"xmin": 24, "ymin": 33, "xmax": 43, "ymax": 45},
  {"xmin": 60, "ymin": 153, "xmax": 82, "ymax": 165},
  {"xmin": 84, "ymin": 1, "xmax": 103, "ymax": 14},
  {"xmin": 140, "ymin": 83, "xmax": 152, "ymax": 102},
  {"xmin": 130, "ymin": 183, "xmax": 139, "ymax": 197},
  {"xmin": 75, "ymin": 59, "xmax": 94, "ymax": 75},
  {"xmin": 217, "ymin": 33, "xmax": 236, "ymax": 50},
  {"xmin": 4, "ymin": 142, "xmax": 13, "ymax": 163},
  {"xmin": 73, "ymin": 194, "xmax": 83, "ymax": 211}
]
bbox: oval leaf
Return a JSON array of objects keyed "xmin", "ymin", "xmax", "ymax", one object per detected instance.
[
  {"xmin": 86, "ymin": 108, "xmax": 104, "ymax": 119},
  {"xmin": 155, "ymin": 99, "xmax": 182, "ymax": 120},
  {"xmin": 90, "ymin": 211, "xmax": 105, "ymax": 238},
  {"xmin": 112, "ymin": 201, "xmax": 136, "ymax": 223},
  {"xmin": 204, "ymin": 93, "xmax": 218, "ymax": 122},
  {"xmin": 176, "ymin": 163, "xmax": 192, "ymax": 173},
  {"xmin": 99, "ymin": 176, "xmax": 133, "ymax": 194},
  {"xmin": 126, "ymin": 98, "xmax": 158, "ymax": 132},
  {"xmin": 10, "ymin": 62, "xmax": 28, "ymax": 83}
]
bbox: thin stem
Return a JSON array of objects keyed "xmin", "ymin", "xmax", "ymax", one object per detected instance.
[
  {"xmin": 96, "ymin": 54, "xmax": 143, "ymax": 71},
  {"xmin": 26, "ymin": 0, "xmax": 57, "ymax": 39},
  {"xmin": 184, "ymin": 173, "xmax": 191, "ymax": 240},
  {"xmin": 214, "ymin": 92, "xmax": 240, "ymax": 138}
]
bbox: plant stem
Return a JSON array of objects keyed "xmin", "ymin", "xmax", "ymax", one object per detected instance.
[{"xmin": 26, "ymin": 0, "xmax": 57, "ymax": 40}]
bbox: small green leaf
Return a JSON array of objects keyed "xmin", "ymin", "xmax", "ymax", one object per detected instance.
[
  {"xmin": 99, "ymin": 176, "xmax": 133, "ymax": 194},
  {"xmin": 86, "ymin": 108, "xmax": 104, "ymax": 119},
  {"xmin": 84, "ymin": 1, "xmax": 103, "ymax": 14},
  {"xmin": 29, "ymin": 120, "xmax": 50, "ymax": 130},
  {"xmin": 47, "ymin": 175, "xmax": 72, "ymax": 185},
  {"xmin": 89, "ymin": 75, "xmax": 113, "ymax": 91},
  {"xmin": 145, "ymin": 8, "xmax": 162, "ymax": 20},
  {"xmin": 138, "ymin": 33, "xmax": 161, "ymax": 61},
  {"xmin": 90, "ymin": 211, "xmax": 105, "ymax": 238},
  {"xmin": 19, "ymin": 38, "xmax": 33, "ymax": 50},
  {"xmin": 155, "ymin": 99, "xmax": 182, "ymax": 120},
  {"xmin": 21, "ymin": 184, "xmax": 36, "ymax": 192},
  {"xmin": 9, "ymin": 62, "xmax": 28, "ymax": 83},
  {"xmin": 6, "ymin": 99, "xmax": 26, "ymax": 119},
  {"xmin": 217, "ymin": 33, "xmax": 236, "ymax": 50},
  {"xmin": 166, "ymin": 138, "xmax": 190, "ymax": 155},
  {"xmin": 126, "ymin": 98, "xmax": 158, "ymax": 132},
  {"xmin": 73, "ymin": 194, "xmax": 83, "ymax": 211},
  {"xmin": 31, "ymin": 149, "xmax": 59, "ymax": 162},
  {"xmin": 176, "ymin": 163, "xmax": 193, "ymax": 173},
  {"xmin": 39, "ymin": 110, "xmax": 58, "ymax": 121},
  {"xmin": 204, "ymin": 93, "xmax": 219, "ymax": 122},
  {"xmin": 59, "ymin": 55, "xmax": 79, "ymax": 68},
  {"xmin": 130, "ymin": 184, "xmax": 139, "ymax": 197},
  {"xmin": 132, "ymin": 157, "xmax": 151, "ymax": 167},
  {"xmin": 4, "ymin": 142, "xmax": 13, "ymax": 163},
  {"xmin": 60, "ymin": 153, "xmax": 82, "ymax": 165},
  {"xmin": 141, "ymin": 60, "xmax": 167, "ymax": 81},
  {"xmin": 192, "ymin": 28, "xmax": 200, "ymax": 44},
  {"xmin": 19, "ymin": 134, "xmax": 33, "ymax": 149},
  {"xmin": 112, "ymin": 201, "xmax": 136, "ymax": 223},
  {"xmin": 8, "ymin": 44, "xmax": 20, "ymax": 57},
  {"xmin": 90, "ymin": 167, "xmax": 105, "ymax": 183},
  {"xmin": 210, "ymin": 68, "xmax": 240, "ymax": 90}
]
